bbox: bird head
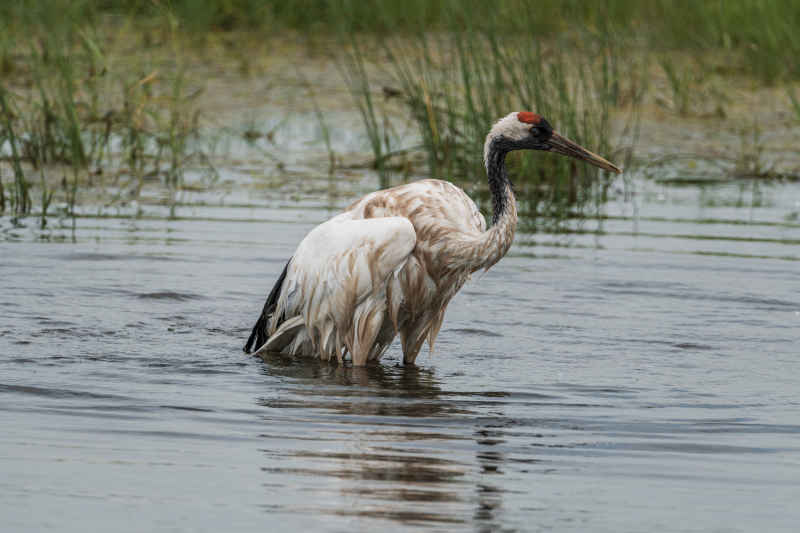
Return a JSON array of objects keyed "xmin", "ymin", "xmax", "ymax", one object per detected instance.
[{"xmin": 484, "ymin": 111, "xmax": 621, "ymax": 174}]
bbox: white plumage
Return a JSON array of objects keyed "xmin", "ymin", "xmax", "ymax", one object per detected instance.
[
  {"xmin": 271, "ymin": 215, "xmax": 416, "ymax": 363},
  {"xmin": 244, "ymin": 112, "xmax": 620, "ymax": 366}
]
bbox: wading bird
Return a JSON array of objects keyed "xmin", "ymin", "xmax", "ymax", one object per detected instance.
[{"xmin": 244, "ymin": 112, "xmax": 620, "ymax": 366}]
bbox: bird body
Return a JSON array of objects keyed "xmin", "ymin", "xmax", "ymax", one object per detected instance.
[{"xmin": 245, "ymin": 112, "xmax": 620, "ymax": 366}]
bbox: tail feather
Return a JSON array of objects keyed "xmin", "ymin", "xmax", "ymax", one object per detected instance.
[
  {"xmin": 253, "ymin": 316, "xmax": 305, "ymax": 356},
  {"xmin": 243, "ymin": 259, "xmax": 291, "ymax": 354}
]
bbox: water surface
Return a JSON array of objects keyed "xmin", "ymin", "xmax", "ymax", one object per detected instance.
[{"xmin": 1, "ymin": 172, "xmax": 799, "ymax": 532}]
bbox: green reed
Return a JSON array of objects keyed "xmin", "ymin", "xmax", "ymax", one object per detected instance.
[
  {"xmin": 366, "ymin": 24, "xmax": 642, "ymax": 221},
  {"xmin": 3, "ymin": 0, "xmax": 800, "ymax": 223},
  {"xmin": 339, "ymin": 37, "xmax": 395, "ymax": 184},
  {"xmin": 0, "ymin": 86, "xmax": 31, "ymax": 215},
  {"xmin": 0, "ymin": 2, "xmax": 206, "ymax": 220},
  {"xmin": 299, "ymin": 73, "xmax": 336, "ymax": 175}
]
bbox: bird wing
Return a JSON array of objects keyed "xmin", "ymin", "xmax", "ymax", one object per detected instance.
[
  {"xmin": 268, "ymin": 215, "xmax": 417, "ymax": 361},
  {"xmin": 347, "ymin": 179, "xmax": 487, "ymax": 234}
]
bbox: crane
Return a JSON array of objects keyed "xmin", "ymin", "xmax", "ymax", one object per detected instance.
[{"xmin": 244, "ymin": 111, "xmax": 620, "ymax": 366}]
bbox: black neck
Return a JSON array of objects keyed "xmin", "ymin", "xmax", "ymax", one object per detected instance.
[{"xmin": 485, "ymin": 141, "xmax": 512, "ymax": 225}]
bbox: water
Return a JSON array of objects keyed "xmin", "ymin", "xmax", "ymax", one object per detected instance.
[{"xmin": 1, "ymin": 172, "xmax": 799, "ymax": 532}]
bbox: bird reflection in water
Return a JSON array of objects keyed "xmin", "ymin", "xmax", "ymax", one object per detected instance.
[
  {"xmin": 255, "ymin": 357, "xmax": 516, "ymax": 528},
  {"xmin": 474, "ymin": 427, "xmax": 509, "ymax": 532}
]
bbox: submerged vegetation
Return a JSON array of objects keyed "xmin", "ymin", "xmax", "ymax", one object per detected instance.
[{"xmin": 1, "ymin": 0, "xmax": 800, "ymax": 223}]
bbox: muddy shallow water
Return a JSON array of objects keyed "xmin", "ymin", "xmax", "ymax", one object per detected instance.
[{"xmin": 1, "ymin": 168, "xmax": 800, "ymax": 532}]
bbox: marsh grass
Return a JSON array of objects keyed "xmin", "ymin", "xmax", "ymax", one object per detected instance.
[
  {"xmin": 360, "ymin": 25, "xmax": 643, "ymax": 220},
  {"xmin": 789, "ymin": 89, "xmax": 800, "ymax": 122},
  {"xmin": 3, "ymin": 0, "xmax": 800, "ymax": 224},
  {"xmin": 733, "ymin": 122, "xmax": 771, "ymax": 179},
  {"xmin": 299, "ymin": 73, "xmax": 336, "ymax": 175},
  {"xmin": 659, "ymin": 57, "xmax": 694, "ymax": 117},
  {"xmin": 338, "ymin": 38, "xmax": 397, "ymax": 186},
  {"xmin": 0, "ymin": 6, "xmax": 209, "ymax": 219},
  {"xmin": 0, "ymin": 86, "xmax": 31, "ymax": 215}
]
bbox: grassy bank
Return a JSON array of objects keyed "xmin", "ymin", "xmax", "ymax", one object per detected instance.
[{"xmin": 4, "ymin": 0, "xmax": 795, "ymax": 81}]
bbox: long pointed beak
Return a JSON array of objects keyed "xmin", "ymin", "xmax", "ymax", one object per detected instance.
[{"xmin": 546, "ymin": 132, "xmax": 622, "ymax": 174}]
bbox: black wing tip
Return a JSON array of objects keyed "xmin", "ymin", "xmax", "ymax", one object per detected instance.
[
  {"xmin": 243, "ymin": 258, "xmax": 291, "ymax": 355},
  {"xmin": 243, "ymin": 330, "xmax": 255, "ymax": 353},
  {"xmin": 243, "ymin": 334, "xmax": 256, "ymax": 354},
  {"xmin": 243, "ymin": 314, "xmax": 268, "ymax": 354}
]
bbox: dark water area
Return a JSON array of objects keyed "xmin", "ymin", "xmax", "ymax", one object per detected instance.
[{"xmin": 1, "ymin": 175, "xmax": 799, "ymax": 532}]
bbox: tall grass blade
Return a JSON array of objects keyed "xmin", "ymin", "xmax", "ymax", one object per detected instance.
[{"xmin": 0, "ymin": 85, "xmax": 31, "ymax": 214}]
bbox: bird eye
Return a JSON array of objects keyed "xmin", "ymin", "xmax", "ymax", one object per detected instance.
[{"xmin": 531, "ymin": 127, "xmax": 544, "ymax": 137}]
